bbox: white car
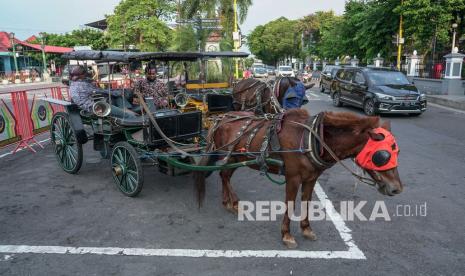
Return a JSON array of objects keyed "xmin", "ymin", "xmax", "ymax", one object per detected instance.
[
  {"xmin": 253, "ymin": 67, "xmax": 268, "ymax": 78},
  {"xmin": 277, "ymin": 66, "xmax": 295, "ymax": 77}
]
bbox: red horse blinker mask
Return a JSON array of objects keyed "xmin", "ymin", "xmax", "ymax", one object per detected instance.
[{"xmin": 355, "ymin": 128, "xmax": 399, "ymax": 171}]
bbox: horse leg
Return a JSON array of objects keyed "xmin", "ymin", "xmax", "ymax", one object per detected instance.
[
  {"xmin": 300, "ymin": 178, "xmax": 317, "ymax": 241},
  {"xmin": 281, "ymin": 174, "xmax": 301, "ymax": 249},
  {"xmin": 220, "ymin": 168, "xmax": 239, "ymax": 213}
]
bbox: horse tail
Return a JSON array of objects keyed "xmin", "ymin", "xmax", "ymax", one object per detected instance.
[{"xmin": 193, "ymin": 152, "xmax": 220, "ymax": 208}]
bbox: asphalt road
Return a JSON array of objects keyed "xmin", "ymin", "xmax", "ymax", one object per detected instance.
[{"xmin": 0, "ymin": 86, "xmax": 465, "ymax": 275}]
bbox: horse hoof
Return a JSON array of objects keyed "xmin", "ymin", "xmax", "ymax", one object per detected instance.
[
  {"xmin": 302, "ymin": 229, "xmax": 317, "ymax": 241},
  {"xmin": 282, "ymin": 236, "xmax": 298, "ymax": 249}
]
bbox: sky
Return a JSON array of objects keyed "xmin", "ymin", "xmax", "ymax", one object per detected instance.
[{"xmin": 0, "ymin": 0, "xmax": 345, "ymax": 41}]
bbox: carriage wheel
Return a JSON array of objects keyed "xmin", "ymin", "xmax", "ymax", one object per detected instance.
[
  {"xmin": 50, "ymin": 112, "xmax": 83, "ymax": 174},
  {"xmin": 111, "ymin": 142, "xmax": 143, "ymax": 197}
]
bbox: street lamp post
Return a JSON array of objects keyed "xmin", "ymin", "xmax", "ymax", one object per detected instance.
[
  {"xmin": 39, "ymin": 32, "xmax": 48, "ymax": 79},
  {"xmin": 451, "ymin": 23, "xmax": 458, "ymax": 52},
  {"xmin": 9, "ymin": 32, "xmax": 19, "ymax": 76},
  {"xmin": 233, "ymin": 0, "xmax": 239, "ymax": 79},
  {"xmin": 396, "ymin": 0, "xmax": 404, "ymax": 70}
]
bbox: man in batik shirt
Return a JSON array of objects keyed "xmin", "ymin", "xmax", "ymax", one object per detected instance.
[{"xmin": 134, "ymin": 65, "xmax": 169, "ymax": 109}]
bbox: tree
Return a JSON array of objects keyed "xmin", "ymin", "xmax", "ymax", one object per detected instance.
[
  {"xmin": 26, "ymin": 29, "xmax": 108, "ymax": 66},
  {"xmin": 298, "ymin": 11, "xmax": 339, "ymax": 59},
  {"xmin": 399, "ymin": 0, "xmax": 465, "ymax": 56},
  {"xmin": 170, "ymin": 25, "xmax": 198, "ymax": 51},
  {"xmin": 181, "ymin": 0, "xmax": 252, "ymax": 35},
  {"xmin": 247, "ymin": 17, "xmax": 300, "ymax": 66},
  {"xmin": 106, "ymin": 0, "xmax": 176, "ymax": 51}
]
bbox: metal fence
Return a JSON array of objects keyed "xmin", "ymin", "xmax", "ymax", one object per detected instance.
[{"xmin": 400, "ymin": 60, "xmax": 446, "ymax": 79}]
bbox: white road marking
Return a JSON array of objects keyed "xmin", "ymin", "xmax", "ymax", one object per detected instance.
[
  {"xmin": 0, "ymin": 182, "xmax": 365, "ymax": 259},
  {"xmin": 0, "ymin": 138, "xmax": 50, "ymax": 159}
]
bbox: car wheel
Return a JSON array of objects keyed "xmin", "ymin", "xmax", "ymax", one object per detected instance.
[
  {"xmin": 320, "ymin": 83, "xmax": 325, "ymax": 93},
  {"xmin": 363, "ymin": 99, "xmax": 376, "ymax": 116},
  {"xmin": 333, "ymin": 92, "xmax": 343, "ymax": 107}
]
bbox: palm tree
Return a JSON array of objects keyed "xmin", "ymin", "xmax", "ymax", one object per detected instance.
[{"xmin": 180, "ymin": 0, "xmax": 253, "ymax": 36}]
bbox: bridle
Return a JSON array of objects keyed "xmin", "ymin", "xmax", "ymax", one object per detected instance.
[{"xmin": 291, "ymin": 113, "xmax": 379, "ymax": 187}]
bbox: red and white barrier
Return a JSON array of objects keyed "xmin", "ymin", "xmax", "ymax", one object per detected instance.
[{"xmin": 0, "ymin": 85, "xmax": 68, "ymax": 153}]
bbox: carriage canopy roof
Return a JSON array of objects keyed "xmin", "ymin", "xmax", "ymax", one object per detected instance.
[{"xmin": 62, "ymin": 50, "xmax": 249, "ymax": 62}]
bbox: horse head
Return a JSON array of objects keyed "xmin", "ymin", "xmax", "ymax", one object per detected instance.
[
  {"xmin": 359, "ymin": 120, "xmax": 403, "ymax": 196},
  {"xmin": 321, "ymin": 112, "xmax": 403, "ymax": 196}
]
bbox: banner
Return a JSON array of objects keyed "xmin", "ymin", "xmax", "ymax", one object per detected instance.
[
  {"xmin": 0, "ymin": 99, "xmax": 18, "ymax": 147},
  {"xmin": 30, "ymin": 95, "xmax": 54, "ymax": 134}
]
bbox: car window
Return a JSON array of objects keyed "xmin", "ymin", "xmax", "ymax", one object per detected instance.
[
  {"xmin": 331, "ymin": 68, "xmax": 339, "ymax": 78},
  {"xmin": 354, "ymin": 72, "xmax": 366, "ymax": 84},
  {"xmin": 343, "ymin": 71, "xmax": 354, "ymax": 82},
  {"xmin": 337, "ymin": 70, "xmax": 345, "ymax": 80},
  {"xmin": 366, "ymin": 71, "xmax": 410, "ymax": 86}
]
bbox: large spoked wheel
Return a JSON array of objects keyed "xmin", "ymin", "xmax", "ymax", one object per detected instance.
[
  {"xmin": 50, "ymin": 112, "xmax": 83, "ymax": 174},
  {"xmin": 364, "ymin": 99, "xmax": 376, "ymax": 116},
  {"xmin": 111, "ymin": 142, "xmax": 143, "ymax": 197}
]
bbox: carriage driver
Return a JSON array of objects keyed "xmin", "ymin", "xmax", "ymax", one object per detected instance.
[
  {"xmin": 69, "ymin": 65, "xmax": 138, "ymax": 119},
  {"xmin": 133, "ymin": 63, "xmax": 169, "ymax": 110}
]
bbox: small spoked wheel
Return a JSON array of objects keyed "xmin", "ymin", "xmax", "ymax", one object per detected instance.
[
  {"xmin": 50, "ymin": 112, "xmax": 83, "ymax": 174},
  {"xmin": 111, "ymin": 142, "xmax": 143, "ymax": 197}
]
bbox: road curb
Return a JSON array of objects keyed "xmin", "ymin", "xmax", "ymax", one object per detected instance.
[{"xmin": 426, "ymin": 95, "xmax": 465, "ymax": 111}]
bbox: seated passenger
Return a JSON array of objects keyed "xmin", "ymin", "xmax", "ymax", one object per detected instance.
[
  {"xmin": 134, "ymin": 64, "xmax": 169, "ymax": 110},
  {"xmin": 69, "ymin": 66, "xmax": 138, "ymax": 119}
]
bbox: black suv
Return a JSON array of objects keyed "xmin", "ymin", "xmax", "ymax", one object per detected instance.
[
  {"xmin": 332, "ymin": 67, "xmax": 427, "ymax": 116},
  {"xmin": 320, "ymin": 65, "xmax": 341, "ymax": 94}
]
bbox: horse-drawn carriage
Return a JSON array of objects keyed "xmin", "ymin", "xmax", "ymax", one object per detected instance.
[
  {"xmin": 47, "ymin": 50, "xmax": 283, "ymax": 197},
  {"xmin": 47, "ymin": 50, "xmax": 404, "ymax": 248}
]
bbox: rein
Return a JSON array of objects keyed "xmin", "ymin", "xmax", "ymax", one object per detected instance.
[{"xmin": 290, "ymin": 118, "xmax": 378, "ymax": 187}]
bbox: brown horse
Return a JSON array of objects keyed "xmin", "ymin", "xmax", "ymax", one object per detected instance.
[
  {"xmin": 194, "ymin": 109, "xmax": 403, "ymax": 248},
  {"xmin": 232, "ymin": 77, "xmax": 314, "ymax": 114}
]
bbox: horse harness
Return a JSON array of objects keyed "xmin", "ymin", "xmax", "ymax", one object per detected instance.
[
  {"xmin": 208, "ymin": 111, "xmax": 379, "ymax": 187},
  {"xmin": 233, "ymin": 79, "xmax": 283, "ymax": 114},
  {"xmin": 302, "ymin": 112, "xmax": 334, "ymax": 169},
  {"xmin": 208, "ymin": 112, "xmax": 284, "ymax": 173}
]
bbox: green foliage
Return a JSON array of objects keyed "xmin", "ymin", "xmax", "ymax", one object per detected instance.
[
  {"xmin": 38, "ymin": 29, "xmax": 108, "ymax": 50},
  {"xmin": 244, "ymin": 57, "xmax": 254, "ymax": 68},
  {"xmin": 250, "ymin": 0, "xmax": 465, "ymax": 64},
  {"xmin": 106, "ymin": 0, "xmax": 175, "ymax": 51},
  {"xmin": 181, "ymin": 0, "xmax": 252, "ymax": 34},
  {"xmin": 26, "ymin": 29, "xmax": 108, "ymax": 66},
  {"xmin": 170, "ymin": 25, "xmax": 198, "ymax": 51},
  {"xmin": 247, "ymin": 17, "xmax": 300, "ymax": 65},
  {"xmin": 399, "ymin": 0, "xmax": 465, "ymax": 55}
]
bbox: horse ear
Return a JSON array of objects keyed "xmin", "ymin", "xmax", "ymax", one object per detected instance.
[
  {"xmin": 353, "ymin": 116, "xmax": 380, "ymax": 134},
  {"xmin": 381, "ymin": 120, "xmax": 391, "ymax": 131},
  {"xmin": 368, "ymin": 129, "xmax": 385, "ymax": 141}
]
